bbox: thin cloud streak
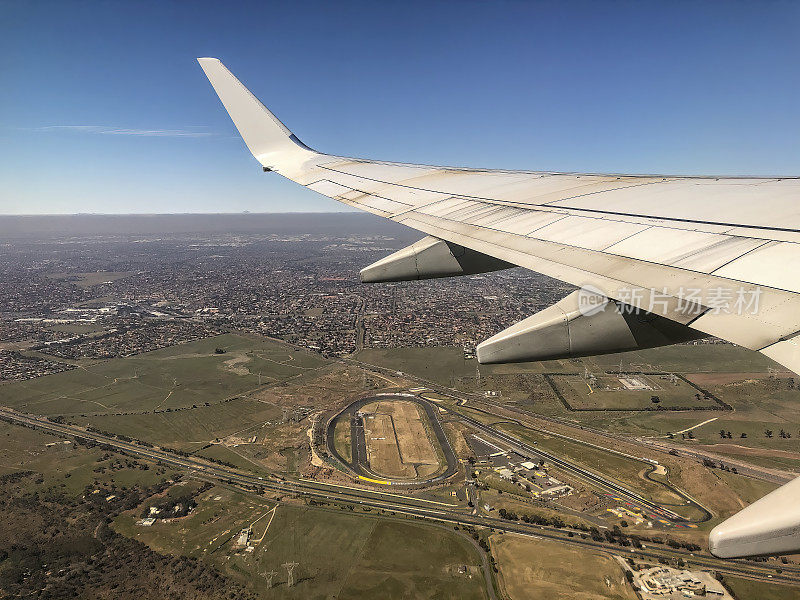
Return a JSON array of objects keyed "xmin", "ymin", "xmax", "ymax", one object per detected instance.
[{"xmin": 33, "ymin": 125, "xmax": 214, "ymax": 137}]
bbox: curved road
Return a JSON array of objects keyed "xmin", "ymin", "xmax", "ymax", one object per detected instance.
[
  {"xmin": 441, "ymin": 402, "xmax": 712, "ymax": 524},
  {"xmin": 326, "ymin": 395, "xmax": 459, "ymax": 486}
]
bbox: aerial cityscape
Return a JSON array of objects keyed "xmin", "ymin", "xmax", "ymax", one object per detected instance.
[{"xmin": 1, "ymin": 214, "xmax": 799, "ymax": 599}]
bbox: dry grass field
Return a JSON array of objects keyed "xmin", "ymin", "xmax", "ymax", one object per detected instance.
[
  {"xmin": 491, "ymin": 533, "xmax": 636, "ymax": 600},
  {"xmin": 367, "ymin": 411, "xmax": 412, "ymax": 477},
  {"xmin": 362, "ymin": 400, "xmax": 440, "ymax": 479}
]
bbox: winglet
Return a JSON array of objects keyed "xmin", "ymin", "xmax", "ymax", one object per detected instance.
[{"xmin": 197, "ymin": 58, "xmax": 315, "ymax": 169}]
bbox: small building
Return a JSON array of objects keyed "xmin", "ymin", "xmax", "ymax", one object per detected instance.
[
  {"xmin": 233, "ymin": 527, "xmax": 251, "ymax": 549},
  {"xmin": 497, "ymin": 468, "xmax": 514, "ymax": 480}
]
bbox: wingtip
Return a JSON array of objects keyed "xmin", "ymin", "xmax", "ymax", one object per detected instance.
[{"xmin": 196, "ymin": 55, "xmax": 314, "ymax": 163}]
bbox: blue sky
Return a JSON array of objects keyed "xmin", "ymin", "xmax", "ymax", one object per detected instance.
[{"xmin": 2, "ymin": 1, "xmax": 799, "ymax": 215}]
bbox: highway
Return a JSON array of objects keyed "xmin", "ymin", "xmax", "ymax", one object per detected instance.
[
  {"xmin": 440, "ymin": 401, "xmax": 713, "ymax": 524},
  {"xmin": 3, "ymin": 407, "xmax": 799, "ymax": 587}
]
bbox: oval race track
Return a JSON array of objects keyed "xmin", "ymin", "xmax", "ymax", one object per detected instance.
[{"xmin": 325, "ymin": 394, "xmax": 460, "ymax": 486}]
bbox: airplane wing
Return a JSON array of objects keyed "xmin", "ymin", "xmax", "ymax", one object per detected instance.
[{"xmin": 198, "ymin": 57, "xmax": 800, "ymax": 558}]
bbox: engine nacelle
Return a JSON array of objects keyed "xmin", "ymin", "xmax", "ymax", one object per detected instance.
[
  {"xmin": 360, "ymin": 236, "xmax": 513, "ymax": 283},
  {"xmin": 476, "ymin": 289, "xmax": 705, "ymax": 364},
  {"xmin": 710, "ymin": 475, "xmax": 800, "ymax": 558}
]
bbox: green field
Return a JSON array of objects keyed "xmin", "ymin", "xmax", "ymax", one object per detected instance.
[
  {"xmin": 712, "ymin": 470, "xmax": 778, "ymax": 505},
  {"xmin": 85, "ymin": 396, "xmax": 282, "ymax": 450},
  {"xmin": 0, "ymin": 334, "xmax": 329, "ymax": 416},
  {"xmin": 118, "ymin": 487, "xmax": 488, "ymax": 599},
  {"xmin": 552, "ymin": 372, "xmax": 720, "ymax": 411},
  {"xmin": 337, "ymin": 520, "xmax": 485, "ymax": 600},
  {"xmin": 490, "ymin": 533, "xmax": 635, "ymax": 600},
  {"xmin": 194, "ymin": 443, "xmax": 270, "ymax": 474},
  {"xmin": 723, "ymin": 576, "xmax": 800, "ymax": 600},
  {"xmin": 357, "ymin": 344, "xmax": 780, "ymax": 386},
  {"xmin": 0, "ymin": 421, "xmax": 180, "ymax": 496}
]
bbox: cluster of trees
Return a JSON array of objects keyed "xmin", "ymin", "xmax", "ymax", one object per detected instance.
[
  {"xmin": 141, "ymin": 493, "xmax": 196, "ymax": 519},
  {"xmin": 497, "ymin": 508, "xmax": 568, "ymax": 529},
  {"xmin": 670, "ymin": 427, "xmax": 797, "ymax": 441},
  {"xmin": 70, "ymin": 398, "xmax": 227, "ymax": 420},
  {"xmin": 93, "ymin": 456, "xmax": 150, "ymax": 475},
  {"xmin": 0, "ymin": 472, "xmax": 257, "ymax": 599},
  {"xmin": 458, "ymin": 526, "xmax": 497, "ymax": 571},
  {"xmin": 140, "ymin": 481, "xmax": 213, "ymax": 519},
  {"xmin": 702, "ymin": 458, "xmax": 738, "ymax": 474}
]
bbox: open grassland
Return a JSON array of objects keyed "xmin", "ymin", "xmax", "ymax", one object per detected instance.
[
  {"xmin": 85, "ymin": 397, "xmax": 282, "ymax": 450},
  {"xmin": 0, "ymin": 334, "xmax": 329, "ymax": 416},
  {"xmin": 357, "ymin": 344, "xmax": 780, "ymax": 388},
  {"xmin": 333, "ymin": 418, "xmax": 352, "ymax": 463},
  {"xmin": 554, "ymin": 372, "xmax": 719, "ymax": 410},
  {"xmin": 0, "ymin": 421, "xmax": 179, "ymax": 496},
  {"xmin": 589, "ymin": 377, "xmax": 800, "ymax": 471},
  {"xmin": 712, "ymin": 470, "xmax": 779, "ymax": 506},
  {"xmin": 723, "ymin": 576, "xmax": 800, "ymax": 600},
  {"xmin": 194, "ymin": 444, "xmax": 270, "ymax": 474},
  {"xmin": 337, "ymin": 520, "xmax": 486, "ymax": 600},
  {"xmin": 118, "ymin": 487, "xmax": 487, "ymax": 600},
  {"xmin": 490, "ymin": 533, "xmax": 636, "ymax": 600}
]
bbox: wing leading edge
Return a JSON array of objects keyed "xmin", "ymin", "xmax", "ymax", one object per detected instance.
[{"xmin": 198, "ymin": 58, "xmax": 800, "ymax": 559}]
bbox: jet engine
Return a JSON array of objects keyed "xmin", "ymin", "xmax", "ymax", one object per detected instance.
[{"xmin": 476, "ymin": 289, "xmax": 705, "ymax": 364}]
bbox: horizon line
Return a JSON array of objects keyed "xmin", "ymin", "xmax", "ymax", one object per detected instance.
[{"xmin": 0, "ymin": 211, "xmax": 364, "ymax": 217}]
